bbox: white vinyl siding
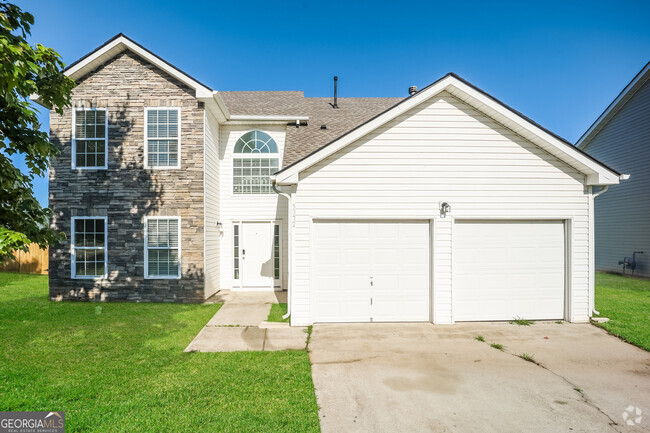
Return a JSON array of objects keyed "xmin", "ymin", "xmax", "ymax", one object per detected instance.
[
  {"xmin": 204, "ymin": 110, "xmax": 221, "ymax": 297},
  {"xmin": 581, "ymin": 79, "xmax": 650, "ymax": 277},
  {"xmin": 71, "ymin": 217, "xmax": 107, "ymax": 278},
  {"xmin": 290, "ymin": 91, "xmax": 590, "ymax": 326},
  {"xmin": 145, "ymin": 108, "xmax": 180, "ymax": 168},
  {"xmin": 145, "ymin": 217, "xmax": 181, "ymax": 278},
  {"xmin": 219, "ymin": 125, "xmax": 288, "ymax": 291},
  {"xmin": 72, "ymin": 109, "xmax": 107, "ymax": 169}
]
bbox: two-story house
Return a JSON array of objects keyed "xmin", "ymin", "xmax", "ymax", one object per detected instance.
[{"xmin": 39, "ymin": 34, "xmax": 624, "ymax": 326}]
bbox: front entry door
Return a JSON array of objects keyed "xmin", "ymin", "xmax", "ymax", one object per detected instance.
[{"xmin": 241, "ymin": 222, "xmax": 274, "ymax": 288}]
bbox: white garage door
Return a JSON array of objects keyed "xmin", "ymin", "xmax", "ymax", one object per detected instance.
[
  {"xmin": 313, "ymin": 220, "xmax": 430, "ymax": 323},
  {"xmin": 453, "ymin": 220, "xmax": 565, "ymax": 321}
]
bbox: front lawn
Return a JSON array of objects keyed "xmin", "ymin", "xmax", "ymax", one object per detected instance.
[
  {"xmin": 594, "ymin": 272, "xmax": 650, "ymax": 351},
  {"xmin": 0, "ymin": 272, "xmax": 319, "ymax": 432}
]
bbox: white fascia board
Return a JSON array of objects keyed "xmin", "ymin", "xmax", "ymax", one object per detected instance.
[
  {"xmin": 199, "ymin": 91, "xmax": 230, "ymax": 124},
  {"xmin": 66, "ymin": 36, "xmax": 213, "ymax": 99},
  {"xmin": 275, "ymin": 74, "xmax": 620, "ymax": 186},
  {"xmin": 447, "ymin": 80, "xmax": 620, "ymax": 185},
  {"xmin": 577, "ymin": 62, "xmax": 650, "ymax": 149}
]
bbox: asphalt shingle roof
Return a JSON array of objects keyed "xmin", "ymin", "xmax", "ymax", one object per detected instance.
[{"xmin": 220, "ymin": 91, "xmax": 403, "ymax": 167}]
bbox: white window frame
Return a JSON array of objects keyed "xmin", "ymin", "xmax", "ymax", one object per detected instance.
[
  {"xmin": 144, "ymin": 107, "xmax": 181, "ymax": 169},
  {"xmin": 144, "ymin": 216, "xmax": 182, "ymax": 279},
  {"xmin": 232, "ymin": 130, "xmax": 280, "ymax": 195},
  {"xmin": 71, "ymin": 216, "xmax": 108, "ymax": 279},
  {"xmin": 71, "ymin": 108, "xmax": 108, "ymax": 170}
]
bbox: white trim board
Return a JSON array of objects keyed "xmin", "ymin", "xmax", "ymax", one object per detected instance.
[
  {"xmin": 274, "ymin": 74, "xmax": 622, "ymax": 186},
  {"xmin": 65, "ymin": 34, "xmax": 212, "ymax": 99}
]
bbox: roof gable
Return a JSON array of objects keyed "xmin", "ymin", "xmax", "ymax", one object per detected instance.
[
  {"xmin": 63, "ymin": 34, "xmax": 213, "ymax": 98},
  {"xmin": 274, "ymin": 73, "xmax": 621, "ymax": 186},
  {"xmin": 577, "ymin": 61, "xmax": 650, "ymax": 149}
]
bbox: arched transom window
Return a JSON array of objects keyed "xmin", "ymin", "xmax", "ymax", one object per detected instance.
[{"xmin": 233, "ymin": 130, "xmax": 280, "ymax": 194}]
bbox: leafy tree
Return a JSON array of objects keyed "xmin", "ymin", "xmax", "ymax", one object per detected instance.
[{"xmin": 0, "ymin": 2, "xmax": 75, "ymax": 260}]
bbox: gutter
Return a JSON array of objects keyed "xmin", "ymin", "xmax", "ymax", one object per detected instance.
[
  {"xmin": 271, "ymin": 176, "xmax": 293, "ymax": 321},
  {"xmin": 589, "ymin": 184, "xmax": 611, "ymax": 316}
]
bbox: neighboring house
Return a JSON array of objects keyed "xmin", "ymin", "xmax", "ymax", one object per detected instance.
[
  {"xmin": 37, "ymin": 34, "xmax": 624, "ymax": 325},
  {"xmin": 577, "ymin": 62, "xmax": 650, "ymax": 278}
]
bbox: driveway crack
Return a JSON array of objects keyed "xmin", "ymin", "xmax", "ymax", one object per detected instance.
[{"xmin": 504, "ymin": 350, "xmax": 622, "ymax": 432}]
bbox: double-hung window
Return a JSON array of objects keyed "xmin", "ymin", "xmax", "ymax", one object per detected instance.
[
  {"xmin": 233, "ymin": 130, "xmax": 280, "ymax": 194},
  {"xmin": 145, "ymin": 217, "xmax": 181, "ymax": 278},
  {"xmin": 71, "ymin": 217, "xmax": 107, "ymax": 278},
  {"xmin": 73, "ymin": 109, "xmax": 107, "ymax": 169},
  {"xmin": 145, "ymin": 108, "xmax": 180, "ymax": 168}
]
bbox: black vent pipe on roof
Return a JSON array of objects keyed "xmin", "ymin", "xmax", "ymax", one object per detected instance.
[{"xmin": 333, "ymin": 76, "xmax": 338, "ymax": 109}]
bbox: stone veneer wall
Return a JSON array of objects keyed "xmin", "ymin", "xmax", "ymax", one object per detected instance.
[{"xmin": 48, "ymin": 51, "xmax": 205, "ymax": 302}]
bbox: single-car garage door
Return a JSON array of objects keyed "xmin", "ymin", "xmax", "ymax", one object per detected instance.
[
  {"xmin": 453, "ymin": 220, "xmax": 565, "ymax": 321},
  {"xmin": 312, "ymin": 220, "xmax": 430, "ymax": 322}
]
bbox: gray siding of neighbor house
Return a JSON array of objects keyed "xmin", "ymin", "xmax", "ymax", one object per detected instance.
[
  {"xmin": 49, "ymin": 51, "xmax": 206, "ymax": 302},
  {"xmin": 582, "ymin": 78, "xmax": 650, "ymax": 277}
]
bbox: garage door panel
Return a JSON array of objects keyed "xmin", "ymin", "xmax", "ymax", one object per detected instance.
[
  {"xmin": 313, "ymin": 221, "xmax": 430, "ymax": 323},
  {"xmin": 453, "ymin": 220, "xmax": 565, "ymax": 321}
]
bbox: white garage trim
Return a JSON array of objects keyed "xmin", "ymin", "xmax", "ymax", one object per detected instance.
[
  {"xmin": 310, "ymin": 219, "xmax": 432, "ymax": 323},
  {"xmin": 451, "ymin": 218, "xmax": 572, "ymax": 322}
]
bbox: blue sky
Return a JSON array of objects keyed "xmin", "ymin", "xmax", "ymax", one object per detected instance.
[{"xmin": 14, "ymin": 0, "xmax": 650, "ymax": 206}]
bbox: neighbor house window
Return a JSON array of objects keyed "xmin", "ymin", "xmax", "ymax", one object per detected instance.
[
  {"xmin": 233, "ymin": 224, "xmax": 240, "ymax": 280},
  {"xmin": 73, "ymin": 109, "xmax": 107, "ymax": 168},
  {"xmin": 273, "ymin": 224, "xmax": 280, "ymax": 280},
  {"xmin": 233, "ymin": 130, "xmax": 279, "ymax": 194},
  {"xmin": 145, "ymin": 217, "xmax": 180, "ymax": 278},
  {"xmin": 145, "ymin": 108, "xmax": 180, "ymax": 168},
  {"xmin": 71, "ymin": 217, "xmax": 107, "ymax": 278}
]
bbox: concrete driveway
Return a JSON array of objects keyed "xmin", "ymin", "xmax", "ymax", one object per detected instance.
[{"xmin": 309, "ymin": 322, "xmax": 650, "ymax": 433}]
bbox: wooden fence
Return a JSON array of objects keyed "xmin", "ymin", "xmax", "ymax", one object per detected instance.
[{"xmin": 0, "ymin": 243, "xmax": 49, "ymax": 274}]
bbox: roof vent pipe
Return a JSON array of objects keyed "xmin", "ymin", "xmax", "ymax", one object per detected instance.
[
  {"xmin": 333, "ymin": 76, "xmax": 339, "ymax": 109},
  {"xmin": 409, "ymin": 86, "xmax": 418, "ymax": 96}
]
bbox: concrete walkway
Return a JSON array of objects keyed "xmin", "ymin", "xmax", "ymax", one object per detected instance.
[
  {"xmin": 310, "ymin": 322, "xmax": 650, "ymax": 433},
  {"xmin": 185, "ymin": 290, "xmax": 308, "ymax": 352}
]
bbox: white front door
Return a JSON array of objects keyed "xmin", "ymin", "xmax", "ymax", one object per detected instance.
[
  {"xmin": 312, "ymin": 220, "xmax": 430, "ymax": 323},
  {"xmin": 453, "ymin": 220, "xmax": 566, "ymax": 321},
  {"xmin": 241, "ymin": 222, "xmax": 274, "ymax": 289}
]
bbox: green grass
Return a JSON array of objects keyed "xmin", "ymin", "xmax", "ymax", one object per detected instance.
[
  {"xmin": 594, "ymin": 272, "xmax": 650, "ymax": 351},
  {"xmin": 490, "ymin": 343, "xmax": 504, "ymax": 351},
  {"xmin": 474, "ymin": 335, "xmax": 485, "ymax": 342},
  {"xmin": 510, "ymin": 317, "xmax": 533, "ymax": 326},
  {"xmin": 267, "ymin": 303, "xmax": 289, "ymax": 323},
  {"xmin": 0, "ymin": 272, "xmax": 319, "ymax": 432},
  {"xmin": 518, "ymin": 353, "xmax": 538, "ymax": 364}
]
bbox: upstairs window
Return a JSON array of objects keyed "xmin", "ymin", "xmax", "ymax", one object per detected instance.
[
  {"xmin": 145, "ymin": 108, "xmax": 180, "ymax": 168},
  {"xmin": 233, "ymin": 131, "xmax": 279, "ymax": 194},
  {"xmin": 73, "ymin": 109, "xmax": 107, "ymax": 169}
]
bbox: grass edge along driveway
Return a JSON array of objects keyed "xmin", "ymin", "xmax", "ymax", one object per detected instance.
[
  {"xmin": 0, "ymin": 272, "xmax": 320, "ymax": 433},
  {"xmin": 594, "ymin": 271, "xmax": 650, "ymax": 351}
]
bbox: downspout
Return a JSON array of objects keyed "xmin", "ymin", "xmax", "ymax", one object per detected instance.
[
  {"xmin": 590, "ymin": 185, "xmax": 609, "ymax": 316},
  {"xmin": 272, "ymin": 178, "xmax": 293, "ymax": 321}
]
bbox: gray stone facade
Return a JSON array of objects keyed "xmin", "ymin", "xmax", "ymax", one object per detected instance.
[{"xmin": 49, "ymin": 51, "xmax": 206, "ymax": 302}]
